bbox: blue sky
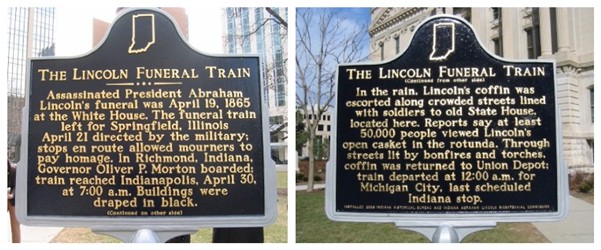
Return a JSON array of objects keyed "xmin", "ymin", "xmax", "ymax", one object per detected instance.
[
  {"xmin": 296, "ymin": 8, "xmax": 372, "ymax": 62},
  {"xmin": 332, "ymin": 8, "xmax": 372, "ymax": 60},
  {"xmin": 330, "ymin": 8, "xmax": 371, "ymax": 23}
]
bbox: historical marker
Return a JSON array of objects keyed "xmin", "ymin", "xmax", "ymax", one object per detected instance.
[
  {"xmin": 18, "ymin": 8, "xmax": 276, "ymax": 229},
  {"xmin": 326, "ymin": 15, "xmax": 567, "ymax": 225}
]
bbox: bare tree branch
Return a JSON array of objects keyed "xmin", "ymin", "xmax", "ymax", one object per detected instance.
[{"xmin": 296, "ymin": 8, "xmax": 367, "ymax": 191}]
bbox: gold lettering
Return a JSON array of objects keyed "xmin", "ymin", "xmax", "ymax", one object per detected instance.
[
  {"xmin": 205, "ymin": 66, "xmax": 251, "ymax": 78},
  {"xmin": 135, "ymin": 67, "xmax": 199, "ymax": 79},
  {"xmin": 72, "ymin": 68, "xmax": 128, "ymax": 80},
  {"xmin": 38, "ymin": 69, "xmax": 67, "ymax": 81}
]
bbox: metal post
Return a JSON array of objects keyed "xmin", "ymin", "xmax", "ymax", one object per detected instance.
[
  {"xmin": 132, "ymin": 229, "xmax": 159, "ymax": 243},
  {"xmin": 93, "ymin": 227, "xmax": 197, "ymax": 243},
  {"xmin": 212, "ymin": 227, "xmax": 264, "ymax": 243},
  {"xmin": 432, "ymin": 224, "xmax": 459, "ymax": 243}
]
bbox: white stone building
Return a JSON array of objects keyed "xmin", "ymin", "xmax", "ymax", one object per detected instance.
[
  {"xmin": 298, "ymin": 109, "xmax": 332, "ymax": 159},
  {"xmin": 369, "ymin": 7, "xmax": 594, "ymax": 172}
]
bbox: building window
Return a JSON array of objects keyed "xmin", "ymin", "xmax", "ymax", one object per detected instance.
[
  {"xmin": 492, "ymin": 7, "xmax": 501, "ymax": 20},
  {"xmin": 271, "ymin": 136, "xmax": 279, "ymax": 143},
  {"xmin": 241, "ymin": 8, "xmax": 251, "ymax": 53},
  {"xmin": 270, "ymin": 8, "xmax": 286, "ymax": 107},
  {"xmin": 254, "ymin": 8, "xmax": 264, "ymax": 54},
  {"xmin": 274, "ymin": 48, "xmax": 285, "ymax": 107},
  {"xmin": 590, "ymin": 86, "xmax": 594, "ymax": 123},
  {"xmin": 525, "ymin": 27, "xmax": 541, "ymax": 59},
  {"xmin": 394, "ymin": 36, "xmax": 400, "ymax": 54},
  {"xmin": 380, "ymin": 42, "xmax": 384, "ymax": 60},
  {"xmin": 492, "ymin": 38, "xmax": 502, "ymax": 56},
  {"xmin": 550, "ymin": 8, "xmax": 558, "ymax": 53},
  {"xmin": 525, "ymin": 8, "xmax": 541, "ymax": 59},
  {"xmin": 453, "ymin": 8, "xmax": 471, "ymax": 23},
  {"xmin": 525, "ymin": 28, "xmax": 535, "ymax": 58},
  {"xmin": 270, "ymin": 115, "xmax": 284, "ymax": 125},
  {"xmin": 587, "ymin": 139, "xmax": 594, "ymax": 161},
  {"xmin": 271, "ymin": 149, "xmax": 281, "ymax": 163},
  {"xmin": 491, "ymin": 8, "xmax": 503, "ymax": 57},
  {"xmin": 226, "ymin": 8, "xmax": 237, "ymax": 53}
]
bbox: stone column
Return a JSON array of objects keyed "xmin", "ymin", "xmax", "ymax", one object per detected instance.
[
  {"xmin": 501, "ymin": 8, "xmax": 519, "ymax": 59},
  {"xmin": 538, "ymin": 8, "xmax": 553, "ymax": 56},
  {"xmin": 556, "ymin": 8, "xmax": 570, "ymax": 52},
  {"xmin": 470, "ymin": 8, "xmax": 488, "ymax": 45}
]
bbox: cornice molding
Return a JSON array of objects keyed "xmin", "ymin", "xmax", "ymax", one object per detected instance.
[{"xmin": 368, "ymin": 7, "xmax": 429, "ymax": 37}]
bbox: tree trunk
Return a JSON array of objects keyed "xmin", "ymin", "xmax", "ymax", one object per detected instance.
[{"xmin": 307, "ymin": 128, "xmax": 316, "ymax": 192}]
